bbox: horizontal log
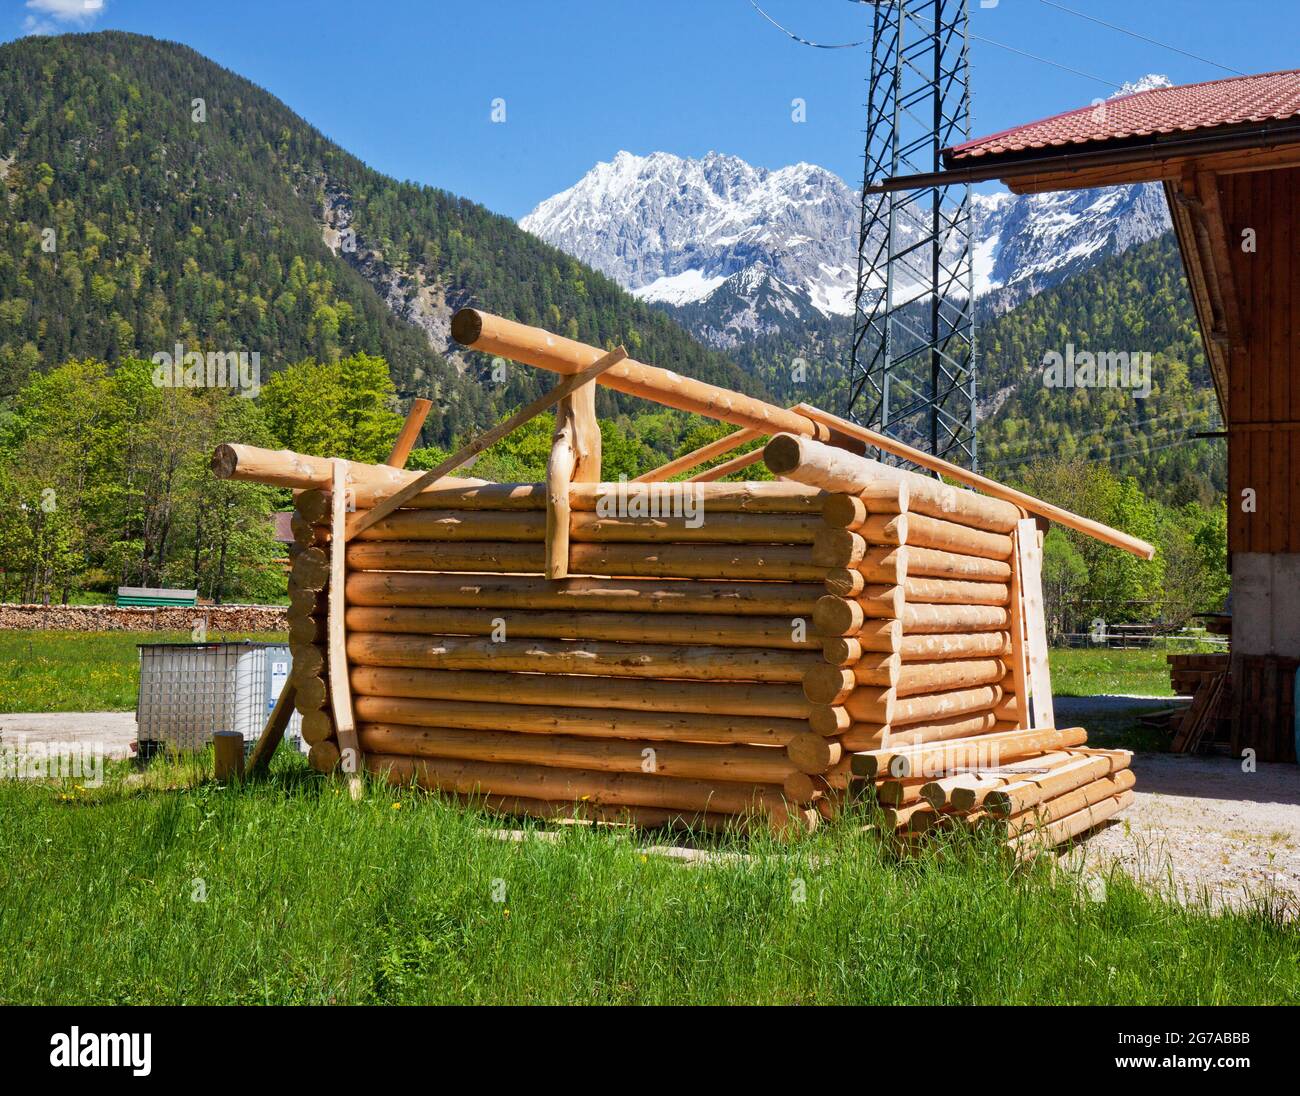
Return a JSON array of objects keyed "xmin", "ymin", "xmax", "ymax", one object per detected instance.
[
  {"xmin": 901, "ymin": 603, "xmax": 1010, "ymax": 633},
  {"xmin": 346, "ymin": 571, "xmax": 821, "ymax": 617},
  {"xmin": 882, "ymin": 800, "xmax": 936, "ymax": 832},
  {"xmin": 765, "ymin": 434, "xmax": 1021, "ymax": 534},
  {"xmin": 876, "ymin": 778, "xmax": 931, "ymax": 807},
  {"xmin": 355, "ymin": 509, "xmax": 545, "ymax": 542},
  {"xmin": 346, "ymin": 631, "xmax": 822, "ymax": 682},
  {"xmin": 803, "ymin": 654, "xmax": 901, "ymax": 703},
  {"xmin": 358, "ymin": 723, "xmax": 796, "ymax": 784},
  {"xmin": 290, "ymin": 642, "xmax": 325, "ymax": 680},
  {"xmin": 345, "ymin": 540, "xmax": 828, "ymax": 581},
  {"xmin": 308, "ymin": 740, "xmax": 340, "ymax": 773},
  {"xmin": 821, "ymin": 485, "xmax": 908, "ymax": 526},
  {"xmin": 786, "ymin": 732, "xmax": 843, "ymax": 775},
  {"xmin": 349, "ymin": 665, "xmax": 811, "ymax": 719},
  {"xmin": 981, "ymin": 750, "xmax": 1133, "ymax": 816},
  {"xmin": 288, "ymin": 616, "xmax": 324, "ymax": 645},
  {"xmin": 815, "ymin": 522, "xmax": 1012, "ymax": 565},
  {"xmin": 300, "ymin": 709, "xmax": 335, "ymax": 746},
  {"xmin": 782, "ymin": 771, "xmax": 830, "ymax": 804},
  {"xmin": 814, "ymin": 593, "xmax": 1010, "ymax": 636},
  {"xmin": 352, "ymin": 508, "xmax": 824, "ymax": 545},
  {"xmin": 288, "ymin": 586, "xmax": 327, "ymax": 618},
  {"xmin": 920, "ymin": 750, "xmax": 1075, "ymax": 810},
  {"xmin": 571, "ymin": 511, "xmax": 820, "ymax": 544},
  {"xmin": 1008, "ymin": 790, "xmax": 1133, "ymax": 856},
  {"xmin": 290, "ymin": 547, "xmax": 329, "ymax": 592},
  {"xmin": 825, "ymin": 547, "xmax": 1011, "ymax": 592},
  {"xmin": 997, "ymin": 769, "xmax": 1137, "ymax": 838},
  {"xmin": 352, "ymin": 694, "xmax": 803, "ymax": 746},
  {"xmin": 294, "ymin": 488, "xmax": 330, "ymax": 524},
  {"xmin": 820, "ymin": 630, "xmax": 1011, "ymax": 666},
  {"xmin": 899, "ymin": 631, "xmax": 1012, "ymax": 661},
  {"xmin": 906, "ymin": 513, "xmax": 1014, "ymax": 560},
  {"xmin": 212, "ymin": 443, "xmax": 488, "ymax": 505},
  {"xmin": 840, "ymin": 683, "xmax": 1004, "ymax": 728},
  {"xmin": 859, "ymin": 726, "xmax": 1089, "ymax": 780},
  {"xmin": 345, "ymin": 605, "xmax": 817, "ymax": 650},
  {"xmin": 839, "ymin": 711, "xmax": 1002, "ymax": 752},
  {"xmin": 451, "ymin": 307, "xmax": 833, "ymax": 444},
  {"xmin": 366, "ymin": 752, "xmax": 792, "ymax": 819},
  {"xmin": 293, "ymin": 674, "xmax": 328, "ymax": 713}
]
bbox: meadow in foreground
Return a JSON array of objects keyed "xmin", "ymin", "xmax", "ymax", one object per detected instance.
[{"xmin": 1, "ymin": 750, "xmax": 1295, "ymax": 1005}]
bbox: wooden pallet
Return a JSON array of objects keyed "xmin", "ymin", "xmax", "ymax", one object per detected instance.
[{"xmin": 1170, "ymin": 670, "xmax": 1227, "ymax": 754}]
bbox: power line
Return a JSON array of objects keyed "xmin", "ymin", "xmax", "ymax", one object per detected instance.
[
  {"xmin": 843, "ymin": 1, "xmax": 1123, "ymax": 90},
  {"xmin": 965, "ymin": 31, "xmax": 1121, "ymax": 90},
  {"xmin": 749, "ymin": 1, "xmax": 867, "ymax": 49},
  {"xmin": 1036, "ymin": 0, "xmax": 1246, "ymax": 77}
]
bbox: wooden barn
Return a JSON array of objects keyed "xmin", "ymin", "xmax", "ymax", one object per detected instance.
[
  {"xmin": 213, "ymin": 309, "xmax": 1151, "ymax": 849},
  {"xmin": 873, "ymin": 69, "xmax": 1300, "ymax": 762}
]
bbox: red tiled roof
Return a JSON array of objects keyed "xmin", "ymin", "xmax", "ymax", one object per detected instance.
[{"xmin": 948, "ymin": 69, "xmax": 1300, "ymax": 162}]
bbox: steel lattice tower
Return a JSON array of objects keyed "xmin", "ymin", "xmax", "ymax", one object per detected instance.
[{"xmin": 848, "ymin": 0, "xmax": 976, "ymax": 469}]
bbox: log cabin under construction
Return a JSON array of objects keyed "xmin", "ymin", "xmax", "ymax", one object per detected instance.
[{"xmin": 214, "ymin": 304, "xmax": 1152, "ymax": 852}]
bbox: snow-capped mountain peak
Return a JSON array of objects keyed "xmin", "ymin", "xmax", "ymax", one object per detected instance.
[
  {"xmin": 520, "ymin": 149, "xmax": 860, "ymax": 321},
  {"xmin": 521, "ymin": 98, "xmax": 1173, "ymax": 347}
]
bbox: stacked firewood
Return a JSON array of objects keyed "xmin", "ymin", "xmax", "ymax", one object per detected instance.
[{"xmin": 764, "ymin": 433, "xmax": 1134, "ymax": 855}]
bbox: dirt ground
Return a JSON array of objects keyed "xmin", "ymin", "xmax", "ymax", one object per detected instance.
[{"xmin": 4, "ymin": 705, "xmax": 1298, "ymax": 916}]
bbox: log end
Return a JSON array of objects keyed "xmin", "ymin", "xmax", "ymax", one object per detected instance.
[
  {"xmin": 763, "ymin": 433, "xmax": 804, "ymax": 477},
  {"xmin": 211, "ymin": 443, "xmax": 239, "ymax": 480},
  {"xmin": 451, "ymin": 307, "xmax": 485, "ymax": 347}
]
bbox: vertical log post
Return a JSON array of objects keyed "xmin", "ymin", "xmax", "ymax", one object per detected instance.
[
  {"xmin": 330, "ymin": 459, "xmax": 364, "ymax": 798},
  {"xmin": 547, "ymin": 357, "xmax": 604, "ymax": 579},
  {"xmin": 213, "ymin": 730, "xmax": 245, "ymax": 782}
]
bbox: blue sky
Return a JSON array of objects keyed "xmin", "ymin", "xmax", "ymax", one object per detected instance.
[{"xmin": 4, "ymin": 1, "xmax": 1296, "ymax": 218}]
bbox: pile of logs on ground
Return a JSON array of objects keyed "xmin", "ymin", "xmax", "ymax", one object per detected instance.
[{"xmin": 220, "ymin": 308, "xmax": 1153, "ymax": 851}]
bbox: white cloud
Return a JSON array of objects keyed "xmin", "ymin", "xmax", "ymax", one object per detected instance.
[{"xmin": 23, "ymin": 0, "xmax": 106, "ymax": 36}]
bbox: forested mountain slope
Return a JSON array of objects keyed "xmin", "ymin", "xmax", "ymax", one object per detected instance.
[{"xmin": 0, "ymin": 31, "xmax": 762, "ymax": 443}]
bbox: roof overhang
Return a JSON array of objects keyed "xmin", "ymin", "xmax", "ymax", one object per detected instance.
[{"xmin": 866, "ymin": 118, "xmax": 1300, "ymax": 195}]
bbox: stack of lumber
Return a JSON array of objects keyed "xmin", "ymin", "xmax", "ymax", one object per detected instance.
[
  {"xmin": 855, "ymin": 738, "xmax": 1135, "ymax": 857},
  {"xmin": 217, "ymin": 443, "xmax": 831, "ymax": 835},
  {"xmin": 1168, "ymin": 652, "xmax": 1229, "ymax": 696},
  {"xmin": 763, "ymin": 432, "xmax": 1132, "ymax": 852}
]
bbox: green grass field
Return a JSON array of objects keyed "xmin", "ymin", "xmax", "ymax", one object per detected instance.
[
  {"xmin": 1049, "ymin": 647, "xmax": 1176, "ymax": 698},
  {"xmin": 1, "ymin": 751, "xmax": 1296, "ymax": 1005},
  {"xmin": 0, "ymin": 630, "xmax": 287, "ymax": 712}
]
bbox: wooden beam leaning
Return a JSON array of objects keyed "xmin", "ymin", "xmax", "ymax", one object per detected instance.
[
  {"xmin": 389, "ymin": 398, "xmax": 434, "ymax": 467},
  {"xmin": 688, "ymin": 448, "xmax": 766, "ymax": 482},
  {"xmin": 635, "ymin": 425, "xmax": 762, "ymax": 483},
  {"xmin": 330, "ymin": 459, "xmax": 363, "ymax": 797},
  {"xmin": 345, "ymin": 346, "xmax": 628, "ymax": 542}
]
